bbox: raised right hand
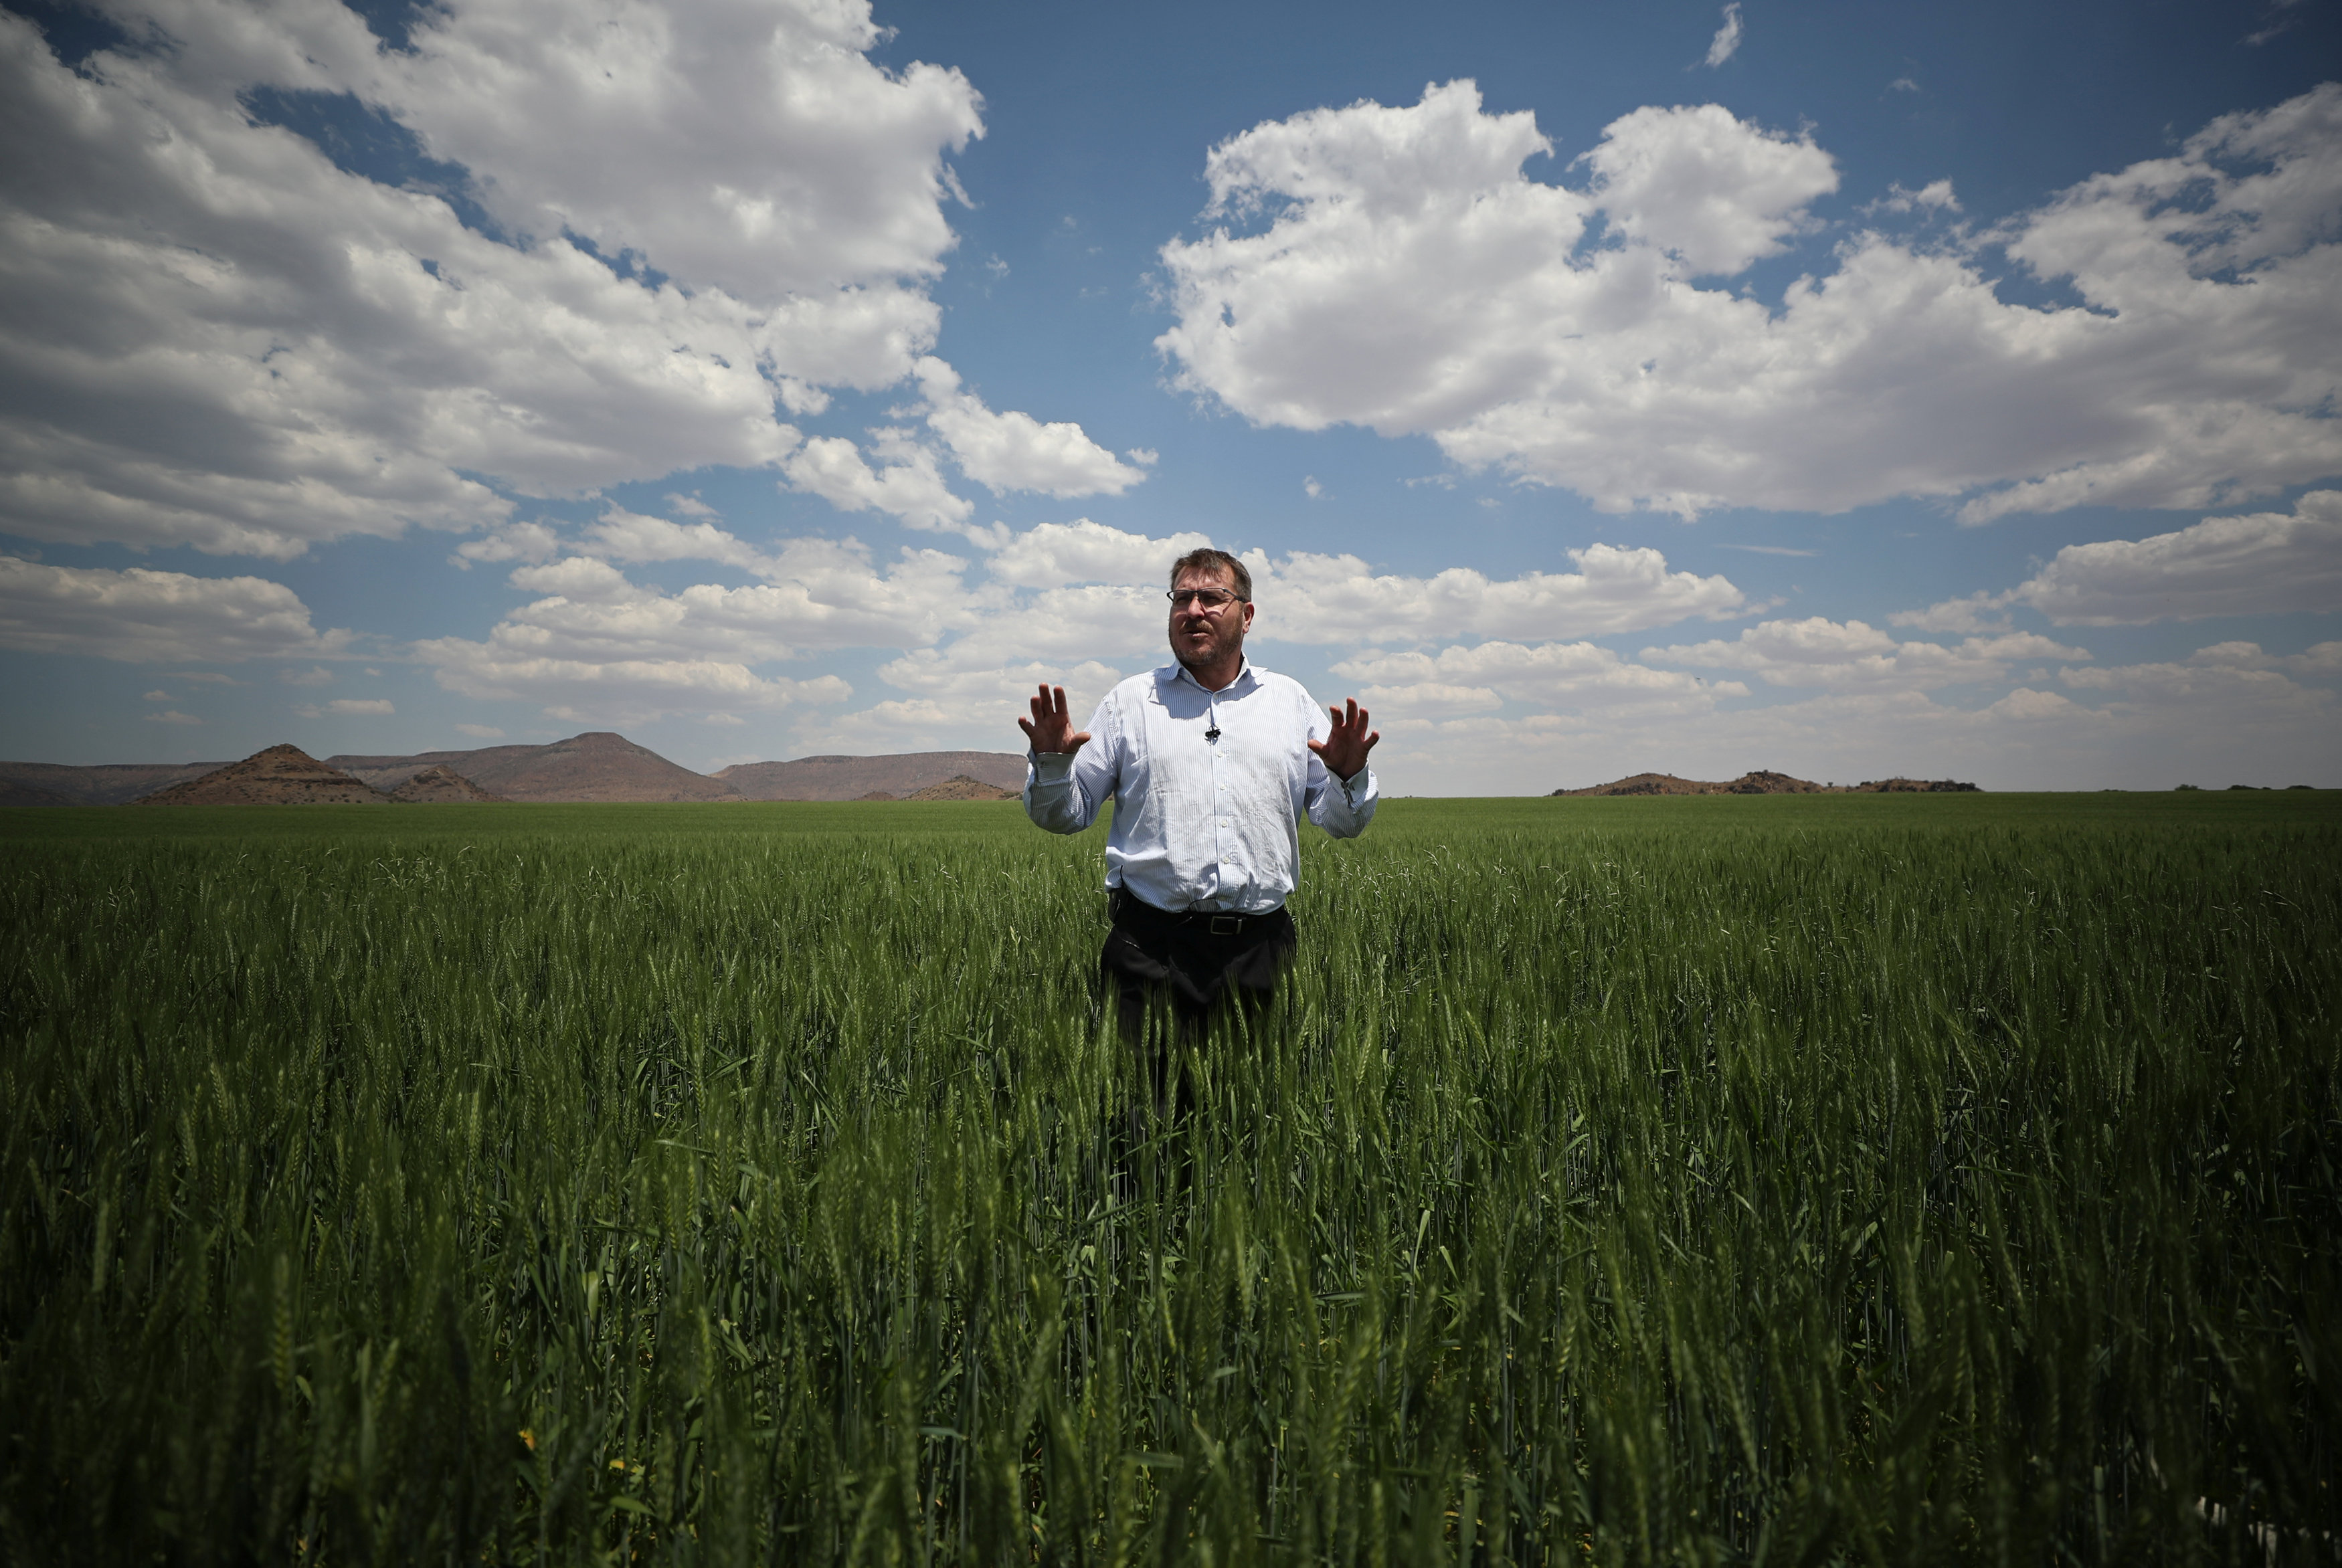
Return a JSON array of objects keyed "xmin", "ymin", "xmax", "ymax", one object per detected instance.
[{"xmin": 1017, "ymin": 684, "xmax": 1092, "ymax": 755}]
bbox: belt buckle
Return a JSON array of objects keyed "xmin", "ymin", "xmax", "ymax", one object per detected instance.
[{"xmin": 1208, "ymin": 914, "xmax": 1243, "ymax": 935}]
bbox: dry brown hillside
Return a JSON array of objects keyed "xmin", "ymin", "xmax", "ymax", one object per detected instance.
[
  {"xmin": 1556, "ymin": 770, "xmax": 1830, "ymax": 796},
  {"xmin": 332, "ymin": 732, "xmax": 739, "ymax": 801},
  {"xmin": 0, "ymin": 778, "xmax": 82, "ymax": 806},
  {"xmin": 715, "ymin": 751, "xmax": 1027, "ymax": 801},
  {"xmin": 901, "ymin": 774, "xmax": 1018, "ymax": 801}
]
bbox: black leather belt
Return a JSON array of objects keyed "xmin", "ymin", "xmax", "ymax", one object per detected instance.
[{"xmin": 1110, "ymin": 889, "xmax": 1278, "ymax": 935}]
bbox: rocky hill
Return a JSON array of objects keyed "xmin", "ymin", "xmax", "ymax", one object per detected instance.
[
  {"xmin": 1853, "ymin": 777, "xmax": 1982, "ymax": 793},
  {"xmin": 900, "ymin": 774, "xmax": 1020, "ymax": 801},
  {"xmin": 387, "ymin": 765, "xmax": 505, "ymax": 803},
  {"xmin": 134, "ymin": 745, "xmax": 391, "ymax": 805},
  {"xmin": 1556, "ymin": 769, "xmax": 1830, "ymax": 796},
  {"xmin": 713, "ymin": 751, "xmax": 1027, "ymax": 801}
]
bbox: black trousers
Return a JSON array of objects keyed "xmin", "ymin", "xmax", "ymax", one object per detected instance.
[
  {"xmin": 1097, "ymin": 892, "xmax": 1293, "ymax": 1156},
  {"xmin": 1099, "ymin": 890, "xmax": 1295, "ymax": 1036}
]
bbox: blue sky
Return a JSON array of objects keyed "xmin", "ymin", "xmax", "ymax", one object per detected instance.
[{"xmin": 2, "ymin": 0, "xmax": 2337, "ymax": 791}]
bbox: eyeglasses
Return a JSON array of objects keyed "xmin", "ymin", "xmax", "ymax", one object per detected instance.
[{"xmin": 1167, "ymin": 587, "xmax": 1245, "ymax": 610}]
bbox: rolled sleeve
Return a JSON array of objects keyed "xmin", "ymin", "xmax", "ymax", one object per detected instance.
[
  {"xmin": 1023, "ymin": 697, "xmax": 1115, "ymax": 835},
  {"xmin": 1305, "ymin": 759, "xmax": 1378, "ymax": 839}
]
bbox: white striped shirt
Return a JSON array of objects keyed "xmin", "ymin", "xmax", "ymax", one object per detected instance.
[{"xmin": 1024, "ymin": 659, "xmax": 1376, "ymax": 914}]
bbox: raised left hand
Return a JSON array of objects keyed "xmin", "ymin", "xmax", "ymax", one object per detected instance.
[{"xmin": 1307, "ymin": 697, "xmax": 1380, "ymax": 782}]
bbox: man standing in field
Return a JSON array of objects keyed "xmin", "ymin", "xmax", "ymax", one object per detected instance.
[{"xmin": 1019, "ymin": 547, "xmax": 1380, "ymax": 1045}]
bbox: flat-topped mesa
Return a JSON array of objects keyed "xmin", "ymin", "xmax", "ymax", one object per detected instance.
[{"xmin": 134, "ymin": 744, "xmax": 391, "ymax": 805}]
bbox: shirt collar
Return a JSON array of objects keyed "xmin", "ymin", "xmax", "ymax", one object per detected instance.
[{"xmin": 1168, "ymin": 653, "xmax": 1257, "ymax": 694}]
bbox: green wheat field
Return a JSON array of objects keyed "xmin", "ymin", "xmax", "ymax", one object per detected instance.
[{"xmin": 3, "ymin": 793, "xmax": 2337, "ymax": 1564}]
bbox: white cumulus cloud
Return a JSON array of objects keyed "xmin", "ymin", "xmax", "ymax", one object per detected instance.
[
  {"xmin": 581, "ymin": 508, "xmax": 774, "ymax": 575},
  {"xmin": 453, "ymin": 521, "xmax": 564, "ymax": 569},
  {"xmin": 1703, "ymin": 3, "xmax": 1744, "ymax": 67},
  {"xmin": 1584, "ymin": 102, "xmax": 1833, "ymax": 276},
  {"xmin": 1894, "ymin": 491, "xmax": 2342, "ymax": 629},
  {"xmin": 1332, "ymin": 640, "xmax": 1741, "ymax": 716},
  {"xmin": 418, "ymin": 646, "xmax": 849, "ymax": 724},
  {"xmin": 783, "ymin": 432, "xmax": 974, "ymax": 532},
  {"xmin": 358, "ymin": 0, "xmax": 982, "ymax": 305},
  {"xmin": 914, "ymin": 358, "xmax": 1146, "ymax": 498},
  {"xmin": 800, "ymin": 523, "xmax": 1757, "ymax": 749},
  {"xmin": 1156, "ymin": 80, "xmax": 2342, "ymax": 520},
  {"xmin": 1869, "ymin": 179, "xmax": 1959, "ymax": 215},
  {"xmin": 0, "ymin": 0, "xmax": 984, "ymax": 559},
  {"xmin": 982, "ymin": 518, "xmax": 1214, "ymax": 590},
  {"xmin": 2060, "ymin": 654, "xmax": 2325, "ymax": 702},
  {"xmin": 1245, "ymin": 541, "xmax": 1746, "ymax": 644},
  {"xmin": 2181, "ymin": 640, "xmax": 2342, "ymax": 675},
  {"xmin": 0, "ymin": 556, "xmax": 352, "ymax": 663},
  {"xmin": 1643, "ymin": 616, "xmax": 2088, "ymax": 688},
  {"xmin": 412, "ymin": 535, "xmax": 968, "ymax": 720},
  {"xmin": 877, "ymin": 648, "xmax": 1131, "ymax": 712},
  {"xmin": 2008, "ymin": 491, "xmax": 2342, "ymax": 623}
]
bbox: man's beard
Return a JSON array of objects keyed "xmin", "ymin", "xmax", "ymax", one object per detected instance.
[{"xmin": 1174, "ymin": 617, "xmax": 1242, "ymax": 670}]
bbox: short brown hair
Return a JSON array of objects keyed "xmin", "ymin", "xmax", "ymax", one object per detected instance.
[{"xmin": 1170, "ymin": 547, "xmax": 1252, "ymax": 601}]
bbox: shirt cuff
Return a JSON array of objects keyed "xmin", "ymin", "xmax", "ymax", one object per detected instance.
[
  {"xmin": 1030, "ymin": 750, "xmax": 1078, "ymax": 782},
  {"xmin": 1339, "ymin": 765, "xmax": 1370, "ymax": 804}
]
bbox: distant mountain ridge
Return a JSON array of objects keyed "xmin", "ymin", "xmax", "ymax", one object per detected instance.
[
  {"xmin": 0, "ymin": 778, "xmax": 85, "ymax": 807},
  {"xmin": 330, "ymin": 731, "xmax": 735, "ymax": 802},
  {"xmin": 3, "ymin": 734, "xmax": 1032, "ymax": 805},
  {"xmin": 0, "ymin": 759, "xmax": 230, "ymax": 805},
  {"xmin": 1554, "ymin": 770, "xmax": 1981, "ymax": 796}
]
